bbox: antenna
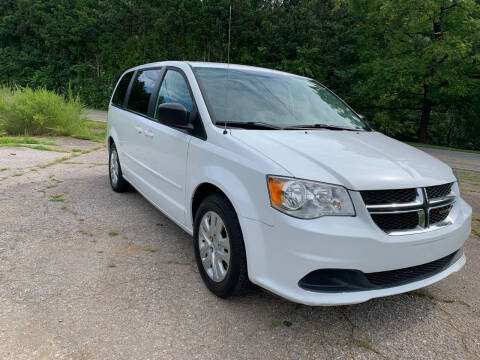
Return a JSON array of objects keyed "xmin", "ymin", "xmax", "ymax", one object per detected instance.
[
  {"xmin": 227, "ymin": 5, "xmax": 232, "ymax": 64},
  {"xmin": 223, "ymin": 4, "xmax": 232, "ymax": 135}
]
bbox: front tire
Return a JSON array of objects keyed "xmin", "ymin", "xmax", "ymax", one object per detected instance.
[
  {"xmin": 193, "ymin": 194, "xmax": 250, "ymax": 298},
  {"xmin": 109, "ymin": 143, "xmax": 130, "ymax": 192}
]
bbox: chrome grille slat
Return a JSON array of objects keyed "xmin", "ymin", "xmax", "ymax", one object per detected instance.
[{"xmin": 361, "ymin": 184, "xmax": 455, "ymax": 235}]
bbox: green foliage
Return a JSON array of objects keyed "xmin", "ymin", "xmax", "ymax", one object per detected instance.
[
  {"xmin": 345, "ymin": 0, "xmax": 480, "ymax": 146},
  {"xmin": 0, "ymin": 86, "xmax": 87, "ymax": 136},
  {"xmin": 0, "ymin": 0, "xmax": 478, "ymax": 149}
]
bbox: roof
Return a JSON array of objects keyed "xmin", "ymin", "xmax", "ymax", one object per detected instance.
[{"xmin": 125, "ymin": 60, "xmax": 303, "ymax": 78}]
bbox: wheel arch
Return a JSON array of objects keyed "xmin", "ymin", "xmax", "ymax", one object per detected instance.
[{"xmin": 191, "ymin": 182, "xmax": 235, "ymax": 225}]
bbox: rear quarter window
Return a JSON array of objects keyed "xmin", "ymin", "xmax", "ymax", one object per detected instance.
[
  {"xmin": 126, "ymin": 70, "xmax": 162, "ymax": 115},
  {"xmin": 111, "ymin": 71, "xmax": 133, "ymax": 107}
]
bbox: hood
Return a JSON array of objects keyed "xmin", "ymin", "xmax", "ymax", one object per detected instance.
[{"xmin": 231, "ymin": 130, "xmax": 455, "ymax": 190}]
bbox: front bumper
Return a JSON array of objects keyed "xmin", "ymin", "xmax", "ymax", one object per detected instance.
[{"xmin": 240, "ymin": 197, "xmax": 472, "ymax": 306}]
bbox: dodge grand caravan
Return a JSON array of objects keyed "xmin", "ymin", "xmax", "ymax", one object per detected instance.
[{"xmin": 107, "ymin": 61, "xmax": 472, "ymax": 305}]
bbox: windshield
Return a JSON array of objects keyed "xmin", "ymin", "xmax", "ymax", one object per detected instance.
[{"xmin": 193, "ymin": 67, "xmax": 368, "ymax": 130}]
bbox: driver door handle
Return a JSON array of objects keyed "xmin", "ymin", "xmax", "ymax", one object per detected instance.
[
  {"xmin": 144, "ymin": 129, "xmax": 154, "ymax": 138},
  {"xmin": 135, "ymin": 126, "xmax": 143, "ymax": 134}
]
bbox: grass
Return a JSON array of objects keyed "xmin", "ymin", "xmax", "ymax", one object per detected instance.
[
  {"xmin": 406, "ymin": 142, "xmax": 480, "ymax": 154},
  {"xmin": 108, "ymin": 231, "xmax": 119, "ymax": 237},
  {"xmin": 79, "ymin": 230, "xmax": 93, "ymax": 236},
  {"xmin": 144, "ymin": 247, "xmax": 157, "ymax": 253},
  {"xmin": 0, "ymin": 137, "xmax": 58, "ymax": 145},
  {"xmin": 0, "ymin": 86, "xmax": 106, "ymax": 142},
  {"xmin": 410, "ymin": 289, "xmax": 435, "ymax": 300},
  {"xmin": 353, "ymin": 339, "xmax": 378, "ymax": 353},
  {"xmin": 0, "ymin": 136, "xmax": 63, "ymax": 151},
  {"xmin": 456, "ymin": 170, "xmax": 480, "ymax": 184},
  {"xmin": 107, "ymin": 263, "xmax": 116, "ymax": 268},
  {"xmin": 0, "ymin": 168, "xmax": 8, "ymax": 171},
  {"xmin": 50, "ymin": 194, "xmax": 64, "ymax": 202},
  {"xmin": 71, "ymin": 148, "xmax": 82, "ymax": 152},
  {"xmin": 72, "ymin": 120, "xmax": 106, "ymax": 142},
  {"xmin": 28, "ymin": 145, "xmax": 53, "ymax": 151},
  {"xmin": 269, "ymin": 320, "xmax": 283, "ymax": 328}
]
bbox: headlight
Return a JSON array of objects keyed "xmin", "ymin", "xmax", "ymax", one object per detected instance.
[{"xmin": 267, "ymin": 176, "xmax": 355, "ymax": 219}]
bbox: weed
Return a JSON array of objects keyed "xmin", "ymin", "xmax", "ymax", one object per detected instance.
[
  {"xmin": 28, "ymin": 145, "xmax": 52, "ymax": 151},
  {"xmin": 108, "ymin": 231, "xmax": 119, "ymax": 237},
  {"xmin": 0, "ymin": 168, "xmax": 8, "ymax": 171},
  {"xmin": 79, "ymin": 230, "xmax": 93, "ymax": 237},
  {"xmin": 46, "ymin": 184, "xmax": 57, "ymax": 189},
  {"xmin": 13, "ymin": 173, "xmax": 22, "ymax": 176},
  {"xmin": 144, "ymin": 247, "xmax": 157, "ymax": 253},
  {"xmin": 71, "ymin": 148, "xmax": 82, "ymax": 152},
  {"xmin": 457, "ymin": 171, "xmax": 480, "ymax": 184},
  {"xmin": 60, "ymin": 205, "xmax": 67, "ymax": 210},
  {"xmin": 269, "ymin": 320, "xmax": 283, "ymax": 328},
  {"xmin": 410, "ymin": 289, "xmax": 434, "ymax": 300},
  {"xmin": 50, "ymin": 194, "xmax": 64, "ymax": 202},
  {"xmin": 473, "ymin": 228, "xmax": 480, "ymax": 237},
  {"xmin": 354, "ymin": 339, "xmax": 377, "ymax": 353},
  {"xmin": 107, "ymin": 263, "xmax": 116, "ymax": 268},
  {"xmin": 0, "ymin": 87, "xmax": 87, "ymax": 136}
]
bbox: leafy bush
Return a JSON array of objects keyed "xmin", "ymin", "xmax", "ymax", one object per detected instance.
[{"xmin": 0, "ymin": 86, "xmax": 88, "ymax": 136}]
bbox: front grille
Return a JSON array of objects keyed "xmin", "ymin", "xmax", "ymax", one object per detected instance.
[
  {"xmin": 426, "ymin": 183, "xmax": 453, "ymax": 200},
  {"xmin": 361, "ymin": 188, "xmax": 417, "ymax": 205},
  {"xmin": 365, "ymin": 251, "xmax": 457, "ymax": 287},
  {"xmin": 371, "ymin": 212, "xmax": 419, "ymax": 232},
  {"xmin": 362, "ymin": 183, "xmax": 455, "ymax": 234},
  {"xmin": 430, "ymin": 205, "xmax": 452, "ymax": 225}
]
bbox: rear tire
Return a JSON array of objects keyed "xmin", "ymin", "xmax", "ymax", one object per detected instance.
[
  {"xmin": 193, "ymin": 193, "xmax": 250, "ymax": 298},
  {"xmin": 109, "ymin": 143, "xmax": 130, "ymax": 193}
]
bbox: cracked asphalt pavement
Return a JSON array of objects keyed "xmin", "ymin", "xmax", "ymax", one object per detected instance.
[{"xmin": 0, "ymin": 140, "xmax": 479, "ymax": 360}]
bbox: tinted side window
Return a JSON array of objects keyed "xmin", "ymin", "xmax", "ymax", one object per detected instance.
[
  {"xmin": 155, "ymin": 70, "xmax": 193, "ymax": 119},
  {"xmin": 127, "ymin": 69, "xmax": 162, "ymax": 115},
  {"xmin": 112, "ymin": 71, "xmax": 133, "ymax": 107}
]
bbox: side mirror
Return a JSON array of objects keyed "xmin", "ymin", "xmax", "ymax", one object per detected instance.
[{"xmin": 157, "ymin": 103, "xmax": 193, "ymax": 130}]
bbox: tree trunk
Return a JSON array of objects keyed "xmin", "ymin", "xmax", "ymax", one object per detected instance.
[
  {"xmin": 419, "ymin": 85, "xmax": 432, "ymax": 143},
  {"xmin": 446, "ymin": 112, "xmax": 456, "ymax": 147}
]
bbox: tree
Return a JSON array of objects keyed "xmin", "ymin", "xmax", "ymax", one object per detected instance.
[{"xmin": 348, "ymin": 0, "xmax": 480, "ymax": 143}]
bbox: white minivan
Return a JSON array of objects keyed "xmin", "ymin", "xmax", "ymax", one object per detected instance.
[{"xmin": 107, "ymin": 61, "xmax": 472, "ymax": 305}]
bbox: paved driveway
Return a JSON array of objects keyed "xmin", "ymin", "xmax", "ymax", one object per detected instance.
[
  {"xmin": 418, "ymin": 147, "xmax": 480, "ymax": 172},
  {"xmin": 0, "ymin": 142, "xmax": 479, "ymax": 359},
  {"xmin": 85, "ymin": 109, "xmax": 107, "ymax": 123}
]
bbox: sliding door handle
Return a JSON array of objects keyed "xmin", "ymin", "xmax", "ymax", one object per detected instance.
[
  {"xmin": 134, "ymin": 126, "xmax": 143, "ymax": 134},
  {"xmin": 144, "ymin": 129, "xmax": 154, "ymax": 138}
]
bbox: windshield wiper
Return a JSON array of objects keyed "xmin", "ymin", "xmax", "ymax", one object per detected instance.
[
  {"xmin": 283, "ymin": 123, "xmax": 362, "ymax": 131},
  {"xmin": 216, "ymin": 121, "xmax": 283, "ymax": 130}
]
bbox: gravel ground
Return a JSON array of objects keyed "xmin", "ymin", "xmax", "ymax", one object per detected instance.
[{"xmin": 0, "ymin": 140, "xmax": 479, "ymax": 360}]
